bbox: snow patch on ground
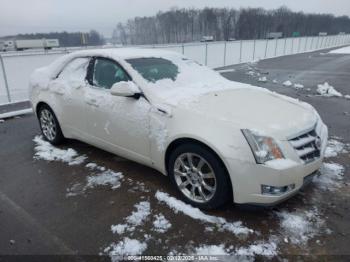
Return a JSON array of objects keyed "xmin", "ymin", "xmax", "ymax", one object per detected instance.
[
  {"xmin": 195, "ymin": 244, "xmax": 229, "ymax": 255},
  {"xmin": 85, "ymin": 170, "xmax": 123, "ymax": 190},
  {"xmin": 283, "ymin": 80, "xmax": 293, "ymax": 87},
  {"xmin": 65, "ymin": 182, "xmax": 83, "ymax": 197},
  {"xmin": 126, "ymin": 201, "xmax": 151, "ymax": 228},
  {"xmin": 155, "ymin": 191, "xmax": 253, "ymax": 236},
  {"xmin": 315, "ymin": 163, "xmax": 345, "ymax": 191},
  {"xmin": 152, "ymin": 214, "xmax": 172, "ymax": 233},
  {"xmin": 33, "ymin": 135, "xmax": 87, "ymax": 165},
  {"xmin": 111, "ymin": 224, "xmax": 128, "ymax": 235},
  {"xmin": 106, "ymin": 202, "xmax": 152, "ymax": 257},
  {"xmin": 345, "ymin": 94, "xmax": 350, "ymax": 99},
  {"xmin": 235, "ymin": 241, "xmax": 278, "ymax": 256},
  {"xmin": 111, "ymin": 201, "xmax": 151, "ymax": 234},
  {"xmin": 104, "ymin": 237, "xmax": 147, "ymax": 257},
  {"xmin": 276, "ymin": 208, "xmax": 325, "ymax": 245},
  {"xmin": 86, "ymin": 162, "xmax": 106, "ymax": 172},
  {"xmin": 325, "ymin": 139, "xmax": 348, "ymax": 158},
  {"xmin": 317, "ymin": 82, "xmax": 342, "ymax": 97}
]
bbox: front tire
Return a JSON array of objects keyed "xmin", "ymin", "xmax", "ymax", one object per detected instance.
[
  {"xmin": 168, "ymin": 143, "xmax": 231, "ymax": 210},
  {"xmin": 38, "ymin": 105, "xmax": 64, "ymax": 145}
]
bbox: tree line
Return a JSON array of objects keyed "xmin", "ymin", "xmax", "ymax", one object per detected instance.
[
  {"xmin": 112, "ymin": 6, "xmax": 350, "ymax": 45},
  {"xmin": 1, "ymin": 30, "xmax": 105, "ymax": 47}
]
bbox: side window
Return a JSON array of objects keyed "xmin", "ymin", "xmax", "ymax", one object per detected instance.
[
  {"xmin": 58, "ymin": 57, "xmax": 90, "ymax": 82},
  {"xmin": 92, "ymin": 58, "xmax": 130, "ymax": 89}
]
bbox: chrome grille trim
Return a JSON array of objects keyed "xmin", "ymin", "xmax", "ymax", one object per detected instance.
[{"xmin": 289, "ymin": 128, "xmax": 321, "ymax": 163}]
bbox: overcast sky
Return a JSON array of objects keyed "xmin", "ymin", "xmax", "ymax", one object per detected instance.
[{"xmin": 1, "ymin": 0, "xmax": 350, "ymax": 37}]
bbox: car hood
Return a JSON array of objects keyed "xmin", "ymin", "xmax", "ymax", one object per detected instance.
[{"xmin": 172, "ymin": 87, "xmax": 318, "ymax": 140}]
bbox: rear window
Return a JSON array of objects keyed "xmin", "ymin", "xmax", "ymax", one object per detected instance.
[{"xmin": 126, "ymin": 58, "xmax": 179, "ymax": 83}]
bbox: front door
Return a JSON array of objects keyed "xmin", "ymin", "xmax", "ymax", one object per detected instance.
[{"xmin": 84, "ymin": 57, "xmax": 152, "ymax": 165}]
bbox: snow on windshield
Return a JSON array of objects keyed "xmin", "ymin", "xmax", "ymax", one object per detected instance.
[
  {"xmin": 125, "ymin": 54, "xmax": 248, "ymax": 106},
  {"xmin": 126, "ymin": 57, "xmax": 179, "ymax": 83},
  {"xmin": 127, "ymin": 55, "xmax": 225, "ymax": 86}
]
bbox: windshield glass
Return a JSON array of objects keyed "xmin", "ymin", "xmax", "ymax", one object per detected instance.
[
  {"xmin": 126, "ymin": 55, "xmax": 227, "ymax": 87},
  {"xmin": 126, "ymin": 57, "xmax": 179, "ymax": 82},
  {"xmin": 125, "ymin": 55, "xmax": 237, "ymax": 105}
]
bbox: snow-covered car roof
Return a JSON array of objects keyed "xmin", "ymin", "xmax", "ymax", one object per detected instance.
[{"xmin": 65, "ymin": 47, "xmax": 182, "ymax": 60}]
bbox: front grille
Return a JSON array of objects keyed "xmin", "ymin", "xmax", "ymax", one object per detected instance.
[{"xmin": 289, "ymin": 128, "xmax": 321, "ymax": 163}]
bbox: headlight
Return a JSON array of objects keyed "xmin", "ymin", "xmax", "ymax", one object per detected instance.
[{"xmin": 242, "ymin": 129, "xmax": 284, "ymax": 164}]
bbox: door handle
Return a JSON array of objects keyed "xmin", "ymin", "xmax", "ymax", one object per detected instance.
[
  {"xmin": 85, "ymin": 98, "xmax": 99, "ymax": 107},
  {"xmin": 53, "ymin": 90, "xmax": 64, "ymax": 96}
]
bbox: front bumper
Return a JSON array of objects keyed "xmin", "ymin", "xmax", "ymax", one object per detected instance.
[
  {"xmin": 226, "ymin": 120, "xmax": 328, "ymax": 205},
  {"xmin": 225, "ymin": 156, "xmax": 324, "ymax": 205}
]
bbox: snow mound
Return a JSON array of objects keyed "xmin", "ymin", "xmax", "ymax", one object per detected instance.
[
  {"xmin": 325, "ymin": 139, "xmax": 348, "ymax": 158},
  {"xmin": 283, "ymin": 80, "xmax": 293, "ymax": 87},
  {"xmin": 85, "ymin": 170, "xmax": 123, "ymax": 190},
  {"xmin": 155, "ymin": 191, "xmax": 253, "ymax": 235},
  {"xmin": 33, "ymin": 135, "xmax": 87, "ymax": 165},
  {"xmin": 345, "ymin": 95, "xmax": 350, "ymax": 99},
  {"xmin": 104, "ymin": 237, "xmax": 147, "ymax": 257},
  {"xmin": 293, "ymin": 83, "xmax": 304, "ymax": 89},
  {"xmin": 329, "ymin": 46, "xmax": 350, "ymax": 54},
  {"xmin": 276, "ymin": 208, "xmax": 325, "ymax": 245},
  {"xmin": 152, "ymin": 214, "xmax": 172, "ymax": 233},
  {"xmin": 315, "ymin": 163, "xmax": 345, "ymax": 191},
  {"xmin": 317, "ymin": 82, "xmax": 342, "ymax": 97},
  {"xmin": 258, "ymin": 76, "xmax": 268, "ymax": 83}
]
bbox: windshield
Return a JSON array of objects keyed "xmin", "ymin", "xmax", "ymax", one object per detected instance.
[
  {"xmin": 126, "ymin": 56, "xmax": 227, "ymax": 87},
  {"xmin": 126, "ymin": 57, "xmax": 179, "ymax": 82},
  {"xmin": 125, "ymin": 55, "xmax": 237, "ymax": 105}
]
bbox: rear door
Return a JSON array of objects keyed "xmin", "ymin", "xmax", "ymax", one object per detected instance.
[{"xmin": 50, "ymin": 57, "xmax": 91, "ymax": 138}]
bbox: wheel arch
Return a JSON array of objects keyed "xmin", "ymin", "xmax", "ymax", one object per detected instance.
[
  {"xmin": 36, "ymin": 101, "xmax": 49, "ymax": 116},
  {"xmin": 164, "ymin": 137, "xmax": 234, "ymax": 198}
]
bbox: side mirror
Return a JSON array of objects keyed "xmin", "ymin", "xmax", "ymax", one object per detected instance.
[{"xmin": 110, "ymin": 81, "xmax": 141, "ymax": 99}]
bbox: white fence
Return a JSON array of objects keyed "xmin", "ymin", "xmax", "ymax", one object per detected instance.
[{"xmin": 1, "ymin": 34, "xmax": 350, "ymax": 105}]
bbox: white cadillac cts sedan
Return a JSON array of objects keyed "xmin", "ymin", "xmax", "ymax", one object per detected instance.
[{"xmin": 30, "ymin": 48, "xmax": 328, "ymax": 209}]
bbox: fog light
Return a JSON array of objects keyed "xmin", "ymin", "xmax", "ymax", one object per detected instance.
[{"xmin": 261, "ymin": 184, "xmax": 295, "ymax": 195}]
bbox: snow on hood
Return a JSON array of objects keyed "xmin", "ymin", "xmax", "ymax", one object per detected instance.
[{"xmin": 176, "ymin": 87, "xmax": 318, "ymax": 139}]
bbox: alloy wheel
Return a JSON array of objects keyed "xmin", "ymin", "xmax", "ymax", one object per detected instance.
[
  {"xmin": 174, "ymin": 153, "xmax": 217, "ymax": 203},
  {"xmin": 39, "ymin": 109, "xmax": 57, "ymax": 141}
]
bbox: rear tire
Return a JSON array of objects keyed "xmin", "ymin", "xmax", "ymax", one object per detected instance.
[
  {"xmin": 168, "ymin": 143, "xmax": 231, "ymax": 210},
  {"xmin": 38, "ymin": 104, "xmax": 65, "ymax": 145}
]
